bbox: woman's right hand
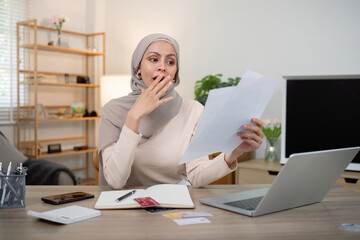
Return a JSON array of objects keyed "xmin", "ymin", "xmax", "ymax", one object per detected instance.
[{"xmin": 125, "ymin": 74, "xmax": 173, "ymax": 133}]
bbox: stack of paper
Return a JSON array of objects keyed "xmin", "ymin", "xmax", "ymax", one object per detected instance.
[
  {"xmin": 180, "ymin": 70, "xmax": 278, "ymax": 164},
  {"xmin": 28, "ymin": 205, "xmax": 101, "ymax": 224}
]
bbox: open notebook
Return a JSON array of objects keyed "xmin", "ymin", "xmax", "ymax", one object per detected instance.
[{"xmin": 95, "ymin": 184, "xmax": 194, "ymax": 209}]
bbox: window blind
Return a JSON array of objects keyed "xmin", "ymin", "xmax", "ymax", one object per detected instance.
[{"xmin": 0, "ymin": 0, "xmax": 27, "ymax": 124}]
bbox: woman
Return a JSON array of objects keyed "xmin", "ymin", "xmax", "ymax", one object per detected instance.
[{"xmin": 99, "ymin": 33, "xmax": 264, "ymax": 189}]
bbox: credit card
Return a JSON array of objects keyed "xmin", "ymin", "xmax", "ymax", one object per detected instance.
[{"xmin": 133, "ymin": 197, "xmax": 160, "ymax": 208}]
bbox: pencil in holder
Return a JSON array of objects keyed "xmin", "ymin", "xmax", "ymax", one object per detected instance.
[{"xmin": 0, "ymin": 172, "xmax": 26, "ymax": 209}]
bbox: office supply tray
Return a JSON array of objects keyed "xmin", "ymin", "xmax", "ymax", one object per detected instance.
[{"xmin": 0, "ymin": 172, "xmax": 26, "ymax": 209}]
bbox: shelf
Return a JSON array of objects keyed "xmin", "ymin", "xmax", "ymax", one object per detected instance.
[
  {"xmin": 20, "ymin": 44, "xmax": 104, "ymax": 56},
  {"xmin": 38, "ymin": 82, "xmax": 99, "ymax": 88},
  {"xmin": 19, "ymin": 23, "xmax": 89, "ymax": 36},
  {"xmin": 20, "ymin": 136, "xmax": 87, "ymax": 145},
  {"xmin": 20, "ymin": 81, "xmax": 99, "ymax": 88},
  {"xmin": 19, "ymin": 116, "xmax": 101, "ymax": 122},
  {"xmin": 72, "ymin": 167, "xmax": 87, "ymax": 172},
  {"xmin": 19, "ymin": 70, "xmax": 87, "ymax": 77},
  {"xmin": 24, "ymin": 147, "xmax": 98, "ymax": 159},
  {"xmin": 18, "ymin": 22, "xmax": 104, "ymax": 38}
]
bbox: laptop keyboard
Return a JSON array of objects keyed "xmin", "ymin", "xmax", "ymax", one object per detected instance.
[{"xmin": 224, "ymin": 196, "xmax": 263, "ymax": 211}]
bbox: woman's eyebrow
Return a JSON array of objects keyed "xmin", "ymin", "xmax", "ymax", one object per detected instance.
[
  {"xmin": 147, "ymin": 52, "xmax": 176, "ymax": 58},
  {"xmin": 147, "ymin": 51, "xmax": 161, "ymax": 56}
]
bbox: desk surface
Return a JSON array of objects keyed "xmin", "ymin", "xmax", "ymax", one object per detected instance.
[{"xmin": 1, "ymin": 185, "xmax": 360, "ymax": 240}]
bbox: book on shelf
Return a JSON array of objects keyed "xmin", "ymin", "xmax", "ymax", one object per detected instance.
[
  {"xmin": 94, "ymin": 184, "xmax": 194, "ymax": 209},
  {"xmin": 24, "ymin": 74, "xmax": 58, "ymax": 83}
]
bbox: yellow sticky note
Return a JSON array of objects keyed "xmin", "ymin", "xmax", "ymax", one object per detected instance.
[{"xmin": 162, "ymin": 213, "xmax": 182, "ymax": 219}]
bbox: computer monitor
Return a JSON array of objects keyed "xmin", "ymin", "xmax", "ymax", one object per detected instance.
[{"xmin": 281, "ymin": 75, "xmax": 360, "ymax": 171}]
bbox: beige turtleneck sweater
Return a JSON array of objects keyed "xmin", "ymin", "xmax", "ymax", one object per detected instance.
[{"xmin": 101, "ymin": 98, "xmax": 237, "ymax": 189}]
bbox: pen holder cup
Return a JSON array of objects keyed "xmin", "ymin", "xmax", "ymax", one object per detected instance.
[{"xmin": 0, "ymin": 172, "xmax": 26, "ymax": 209}]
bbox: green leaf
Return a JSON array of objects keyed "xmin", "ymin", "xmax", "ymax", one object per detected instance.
[{"xmin": 194, "ymin": 74, "xmax": 241, "ymax": 104}]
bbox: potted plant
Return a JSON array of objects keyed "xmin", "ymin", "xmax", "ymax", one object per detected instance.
[{"xmin": 194, "ymin": 74, "xmax": 240, "ymax": 105}]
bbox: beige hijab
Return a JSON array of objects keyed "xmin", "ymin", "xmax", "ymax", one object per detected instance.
[{"xmin": 98, "ymin": 33, "xmax": 183, "ymax": 154}]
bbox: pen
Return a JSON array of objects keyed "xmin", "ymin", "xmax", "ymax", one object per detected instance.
[
  {"xmin": 10, "ymin": 163, "xmax": 26, "ymax": 206},
  {"xmin": 115, "ymin": 190, "xmax": 136, "ymax": 202},
  {"xmin": 0, "ymin": 162, "xmax": 2, "ymax": 190},
  {"xmin": 0, "ymin": 162, "xmax": 12, "ymax": 207}
]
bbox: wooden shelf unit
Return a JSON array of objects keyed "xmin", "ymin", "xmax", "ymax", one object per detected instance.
[{"xmin": 16, "ymin": 19, "xmax": 105, "ymax": 185}]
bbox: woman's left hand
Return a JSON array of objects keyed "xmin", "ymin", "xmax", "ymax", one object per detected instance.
[{"xmin": 224, "ymin": 118, "xmax": 264, "ymax": 165}]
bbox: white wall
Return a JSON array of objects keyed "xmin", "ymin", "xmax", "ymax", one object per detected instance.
[
  {"xmin": 2, "ymin": 0, "xmax": 359, "ymax": 163},
  {"xmin": 104, "ymin": 0, "xmax": 360, "ymax": 157}
]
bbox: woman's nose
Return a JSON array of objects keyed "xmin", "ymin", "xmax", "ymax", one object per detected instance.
[{"xmin": 158, "ymin": 61, "xmax": 165, "ymax": 71}]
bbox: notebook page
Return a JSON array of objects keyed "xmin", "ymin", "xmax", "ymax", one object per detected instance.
[{"xmin": 146, "ymin": 184, "xmax": 194, "ymax": 207}]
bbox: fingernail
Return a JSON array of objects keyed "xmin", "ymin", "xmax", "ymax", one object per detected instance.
[{"xmin": 167, "ymin": 75, "xmax": 172, "ymax": 79}]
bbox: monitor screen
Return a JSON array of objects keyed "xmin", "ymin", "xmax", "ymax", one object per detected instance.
[{"xmin": 281, "ymin": 75, "xmax": 360, "ymax": 171}]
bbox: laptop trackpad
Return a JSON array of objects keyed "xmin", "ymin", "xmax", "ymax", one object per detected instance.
[
  {"xmin": 201, "ymin": 188, "xmax": 269, "ymax": 206},
  {"xmin": 224, "ymin": 196, "xmax": 264, "ymax": 211},
  {"xmin": 200, "ymin": 188, "xmax": 269, "ymax": 216}
]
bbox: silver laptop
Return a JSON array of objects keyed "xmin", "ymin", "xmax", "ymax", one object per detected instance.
[{"xmin": 200, "ymin": 147, "xmax": 360, "ymax": 217}]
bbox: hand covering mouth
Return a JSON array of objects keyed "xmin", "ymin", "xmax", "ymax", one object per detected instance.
[{"xmin": 153, "ymin": 76, "xmax": 166, "ymax": 81}]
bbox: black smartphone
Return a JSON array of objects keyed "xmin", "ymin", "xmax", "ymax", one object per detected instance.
[{"xmin": 41, "ymin": 192, "xmax": 94, "ymax": 205}]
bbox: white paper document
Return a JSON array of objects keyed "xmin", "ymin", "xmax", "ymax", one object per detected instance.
[
  {"xmin": 28, "ymin": 205, "xmax": 101, "ymax": 224},
  {"xmin": 180, "ymin": 70, "xmax": 278, "ymax": 164},
  {"xmin": 173, "ymin": 217, "xmax": 211, "ymax": 226},
  {"xmin": 178, "ymin": 211, "xmax": 213, "ymax": 218}
]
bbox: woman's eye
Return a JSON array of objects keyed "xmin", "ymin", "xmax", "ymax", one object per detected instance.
[
  {"xmin": 167, "ymin": 60, "xmax": 175, "ymax": 65},
  {"xmin": 149, "ymin": 58, "xmax": 158, "ymax": 62}
]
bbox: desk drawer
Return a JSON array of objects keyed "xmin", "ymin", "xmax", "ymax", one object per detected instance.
[
  {"xmin": 336, "ymin": 178, "xmax": 360, "ymax": 192},
  {"xmin": 237, "ymin": 168, "xmax": 277, "ymax": 184}
]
